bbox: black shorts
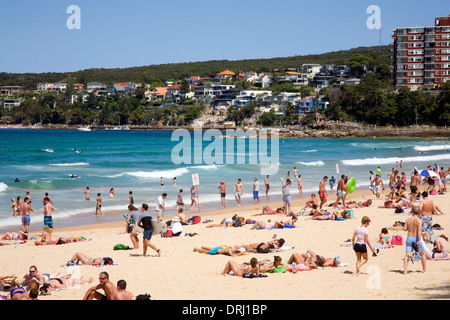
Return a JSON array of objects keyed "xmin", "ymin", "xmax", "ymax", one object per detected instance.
[
  {"xmin": 221, "ymin": 193, "xmax": 226, "ymax": 198},
  {"xmin": 353, "ymin": 243, "xmax": 367, "ymax": 253},
  {"xmin": 410, "ymin": 186, "xmax": 418, "ymax": 193}
]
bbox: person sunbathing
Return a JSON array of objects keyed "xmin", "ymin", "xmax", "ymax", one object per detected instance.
[
  {"xmin": 221, "ymin": 257, "xmax": 260, "ymax": 277},
  {"xmin": 346, "ymin": 200, "xmax": 373, "ymax": 208},
  {"xmin": 254, "ymin": 205, "xmax": 285, "ymax": 216},
  {"xmin": 66, "ymin": 252, "xmax": 113, "ymax": 266},
  {"xmin": 193, "ymin": 245, "xmax": 247, "ymax": 256},
  {"xmin": 259, "ymin": 256, "xmax": 286, "ymax": 273},
  {"xmin": 1, "ymin": 231, "xmax": 28, "ymax": 241},
  {"xmin": 310, "ymin": 210, "xmax": 348, "ymax": 220}
]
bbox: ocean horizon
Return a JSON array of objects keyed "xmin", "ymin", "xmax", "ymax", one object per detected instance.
[{"xmin": 0, "ymin": 129, "xmax": 449, "ymax": 232}]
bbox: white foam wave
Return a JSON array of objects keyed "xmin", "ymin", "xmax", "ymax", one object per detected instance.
[
  {"xmin": 413, "ymin": 145, "xmax": 450, "ymax": 152},
  {"xmin": 341, "ymin": 153, "xmax": 450, "ymax": 166},
  {"xmin": 104, "ymin": 168, "xmax": 190, "ymax": 180},
  {"xmin": 297, "ymin": 161, "xmax": 325, "ymax": 166},
  {"xmin": 301, "ymin": 150, "xmax": 318, "ymax": 153},
  {"xmin": 187, "ymin": 164, "xmax": 221, "ymax": 170},
  {"xmin": 0, "ymin": 182, "xmax": 8, "ymax": 193},
  {"xmin": 50, "ymin": 162, "xmax": 90, "ymax": 167}
]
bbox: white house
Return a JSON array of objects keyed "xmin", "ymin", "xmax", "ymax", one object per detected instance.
[
  {"xmin": 232, "ymin": 90, "xmax": 272, "ymax": 107},
  {"xmin": 37, "ymin": 82, "xmax": 54, "ymax": 91},
  {"xmin": 302, "ymin": 64, "xmax": 322, "ymax": 78}
]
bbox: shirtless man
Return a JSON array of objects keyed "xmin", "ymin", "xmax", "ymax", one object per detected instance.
[
  {"xmin": 432, "ymin": 235, "xmax": 449, "ymax": 259},
  {"xmin": 403, "ymin": 207, "xmax": 426, "ymax": 274},
  {"xmin": 388, "ymin": 170, "xmax": 399, "ymax": 200},
  {"xmin": 371, "ymin": 174, "xmax": 385, "ymax": 199},
  {"xmin": 419, "ymin": 191, "xmax": 444, "ymax": 239},
  {"xmin": 218, "ymin": 181, "xmax": 226, "ymax": 208},
  {"xmin": 21, "ymin": 197, "xmax": 33, "ymax": 233},
  {"xmin": 21, "ymin": 265, "xmax": 45, "ymax": 287},
  {"xmin": 410, "ymin": 170, "xmax": 420, "ymax": 202},
  {"xmin": 439, "ymin": 167, "xmax": 447, "ymax": 192},
  {"xmin": 96, "ymin": 193, "xmax": 103, "ymax": 215},
  {"xmin": 333, "ymin": 175, "xmax": 347, "ymax": 209},
  {"xmin": 83, "ymin": 272, "xmax": 117, "ymax": 300},
  {"xmin": 264, "ymin": 175, "xmax": 270, "ymax": 195},
  {"xmin": 318, "ymin": 176, "xmax": 328, "ymax": 209},
  {"xmin": 297, "ymin": 175, "xmax": 303, "ymax": 194},
  {"xmin": 304, "ymin": 194, "xmax": 318, "ymax": 209},
  {"xmin": 234, "ymin": 179, "xmax": 243, "ymax": 207},
  {"xmin": 43, "ymin": 196, "xmax": 55, "ymax": 229},
  {"xmin": 114, "ymin": 280, "xmax": 134, "ymax": 300}
]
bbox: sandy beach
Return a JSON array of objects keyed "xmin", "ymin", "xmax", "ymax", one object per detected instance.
[{"xmin": 1, "ymin": 186, "xmax": 449, "ymax": 300}]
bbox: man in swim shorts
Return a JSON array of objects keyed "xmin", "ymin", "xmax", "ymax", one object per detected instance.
[
  {"xmin": 43, "ymin": 196, "xmax": 54, "ymax": 229},
  {"xmin": 318, "ymin": 176, "xmax": 328, "ymax": 209},
  {"xmin": 403, "ymin": 208, "xmax": 426, "ymax": 275}
]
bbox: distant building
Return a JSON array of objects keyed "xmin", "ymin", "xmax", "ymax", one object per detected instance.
[
  {"xmin": 37, "ymin": 82, "xmax": 54, "ymax": 91},
  {"xmin": 2, "ymin": 98, "xmax": 22, "ymax": 110},
  {"xmin": 0, "ymin": 86, "xmax": 24, "ymax": 96},
  {"xmin": 145, "ymin": 87, "xmax": 168, "ymax": 102},
  {"xmin": 232, "ymin": 90, "xmax": 272, "ymax": 108},
  {"xmin": 87, "ymin": 82, "xmax": 107, "ymax": 92},
  {"xmin": 216, "ymin": 70, "xmax": 236, "ymax": 81},
  {"xmin": 393, "ymin": 14, "xmax": 450, "ymax": 90},
  {"xmin": 302, "ymin": 64, "xmax": 322, "ymax": 78},
  {"xmin": 295, "ymin": 96, "xmax": 329, "ymax": 115},
  {"xmin": 73, "ymin": 84, "xmax": 85, "ymax": 91}
]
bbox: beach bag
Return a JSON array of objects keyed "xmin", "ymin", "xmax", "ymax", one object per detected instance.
[
  {"xmin": 391, "ymin": 235, "xmax": 403, "ymax": 245},
  {"xmin": 394, "ymin": 207, "xmax": 404, "ymax": 214},
  {"xmin": 113, "ymin": 244, "xmax": 131, "ymax": 250},
  {"xmin": 233, "ymin": 219, "xmax": 242, "ymax": 227},
  {"xmin": 192, "ymin": 215, "xmax": 201, "ymax": 224},
  {"xmin": 430, "ymin": 189, "xmax": 438, "ymax": 195}
]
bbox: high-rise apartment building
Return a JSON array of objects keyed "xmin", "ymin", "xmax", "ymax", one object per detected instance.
[{"xmin": 393, "ymin": 15, "xmax": 450, "ymax": 90}]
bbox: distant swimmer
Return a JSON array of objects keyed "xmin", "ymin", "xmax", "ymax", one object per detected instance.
[
  {"xmin": 70, "ymin": 174, "xmax": 79, "ymax": 179},
  {"xmin": 15, "ymin": 178, "xmax": 22, "ymax": 183}
]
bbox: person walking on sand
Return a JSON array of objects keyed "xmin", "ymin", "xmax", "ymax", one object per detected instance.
[
  {"xmin": 333, "ymin": 175, "xmax": 347, "ymax": 209},
  {"xmin": 234, "ymin": 179, "xmax": 243, "ymax": 207},
  {"xmin": 138, "ymin": 204, "xmax": 161, "ymax": 257},
  {"xmin": 388, "ymin": 170, "xmax": 399, "ymax": 200},
  {"xmin": 371, "ymin": 174, "xmax": 385, "ymax": 199},
  {"xmin": 43, "ymin": 196, "xmax": 55, "ymax": 229},
  {"xmin": 439, "ymin": 167, "xmax": 447, "ymax": 192},
  {"xmin": 318, "ymin": 176, "xmax": 328, "ymax": 209},
  {"xmin": 96, "ymin": 193, "xmax": 103, "ymax": 215},
  {"xmin": 218, "ymin": 181, "xmax": 226, "ymax": 208},
  {"xmin": 190, "ymin": 186, "xmax": 197, "ymax": 209},
  {"xmin": 176, "ymin": 189, "xmax": 185, "ymax": 213},
  {"xmin": 352, "ymin": 216, "xmax": 377, "ymax": 275},
  {"xmin": 403, "ymin": 207, "xmax": 426, "ymax": 275}
]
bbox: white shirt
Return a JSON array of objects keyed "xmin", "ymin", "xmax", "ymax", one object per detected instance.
[
  {"xmin": 354, "ymin": 226, "xmax": 368, "ymax": 244},
  {"xmin": 253, "ymin": 181, "xmax": 259, "ymax": 191},
  {"xmin": 156, "ymin": 196, "xmax": 165, "ymax": 211}
]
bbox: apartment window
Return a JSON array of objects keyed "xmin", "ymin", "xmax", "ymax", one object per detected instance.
[{"xmin": 443, "ymin": 27, "xmax": 450, "ymax": 32}]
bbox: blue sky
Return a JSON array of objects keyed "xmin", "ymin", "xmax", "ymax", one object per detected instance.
[{"xmin": 1, "ymin": 0, "xmax": 449, "ymax": 73}]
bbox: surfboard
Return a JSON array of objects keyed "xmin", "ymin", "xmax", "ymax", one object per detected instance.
[{"xmin": 151, "ymin": 219, "xmax": 167, "ymax": 235}]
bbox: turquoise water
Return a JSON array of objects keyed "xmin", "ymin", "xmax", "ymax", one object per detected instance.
[{"xmin": 0, "ymin": 129, "xmax": 449, "ymax": 231}]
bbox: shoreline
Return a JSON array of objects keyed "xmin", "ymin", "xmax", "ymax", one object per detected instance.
[
  {"xmin": 22, "ymin": 188, "xmax": 376, "ymax": 236},
  {"xmin": 1, "ymin": 125, "xmax": 449, "ymax": 139}
]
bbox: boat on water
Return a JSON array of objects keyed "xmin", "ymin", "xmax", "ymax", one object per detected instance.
[
  {"xmin": 42, "ymin": 147, "xmax": 54, "ymax": 153},
  {"xmin": 77, "ymin": 126, "xmax": 91, "ymax": 132}
]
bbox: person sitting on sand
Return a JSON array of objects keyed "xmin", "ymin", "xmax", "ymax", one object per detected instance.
[
  {"xmin": 21, "ymin": 265, "xmax": 45, "ymax": 288},
  {"xmin": 83, "ymin": 272, "xmax": 117, "ymax": 300},
  {"xmin": 114, "ymin": 280, "xmax": 134, "ymax": 300},
  {"xmin": 379, "ymin": 227, "xmax": 390, "ymax": 245},
  {"xmin": 221, "ymin": 257, "xmax": 260, "ymax": 277},
  {"xmin": 66, "ymin": 252, "xmax": 113, "ymax": 266},
  {"xmin": 302, "ymin": 203, "xmax": 321, "ymax": 216},
  {"xmin": 6, "ymin": 278, "xmax": 25, "ymax": 300},
  {"xmin": 431, "ymin": 234, "xmax": 449, "ymax": 259},
  {"xmin": 193, "ymin": 245, "xmax": 247, "ymax": 256},
  {"xmin": 176, "ymin": 208, "xmax": 188, "ymax": 224},
  {"xmin": 304, "ymin": 194, "xmax": 318, "ymax": 209},
  {"xmin": 34, "ymin": 226, "xmax": 53, "ymax": 245}
]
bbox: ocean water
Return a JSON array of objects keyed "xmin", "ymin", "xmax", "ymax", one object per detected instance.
[{"xmin": 0, "ymin": 129, "xmax": 449, "ymax": 232}]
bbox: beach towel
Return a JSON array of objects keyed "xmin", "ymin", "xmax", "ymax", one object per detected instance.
[
  {"xmin": 340, "ymin": 243, "xmax": 394, "ymax": 249},
  {"xmin": 269, "ymin": 246, "xmax": 295, "ymax": 253}
]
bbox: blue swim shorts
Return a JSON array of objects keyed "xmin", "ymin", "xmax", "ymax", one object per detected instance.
[
  {"xmin": 44, "ymin": 216, "xmax": 53, "ymax": 229},
  {"xmin": 207, "ymin": 246, "xmax": 223, "ymax": 255},
  {"xmin": 405, "ymin": 236, "xmax": 425, "ymax": 253},
  {"xmin": 282, "ymin": 195, "xmax": 291, "ymax": 205}
]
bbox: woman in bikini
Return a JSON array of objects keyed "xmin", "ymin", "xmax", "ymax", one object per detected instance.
[
  {"xmin": 221, "ymin": 258, "xmax": 260, "ymax": 277},
  {"xmin": 67, "ymin": 252, "xmax": 110, "ymax": 266}
]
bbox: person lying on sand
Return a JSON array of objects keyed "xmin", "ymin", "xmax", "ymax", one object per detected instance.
[
  {"xmin": 250, "ymin": 217, "xmax": 298, "ymax": 229},
  {"xmin": 66, "ymin": 252, "xmax": 113, "ymax": 266},
  {"xmin": 239, "ymin": 238, "xmax": 286, "ymax": 254},
  {"xmin": 254, "ymin": 205, "xmax": 285, "ymax": 216},
  {"xmin": 287, "ymin": 250, "xmax": 342, "ymax": 268},
  {"xmin": 221, "ymin": 257, "xmax": 260, "ymax": 277},
  {"xmin": 193, "ymin": 245, "xmax": 247, "ymax": 256},
  {"xmin": 309, "ymin": 210, "xmax": 348, "ymax": 220}
]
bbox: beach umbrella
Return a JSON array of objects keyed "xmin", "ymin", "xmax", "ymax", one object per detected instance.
[{"xmin": 419, "ymin": 170, "xmax": 439, "ymax": 178}]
